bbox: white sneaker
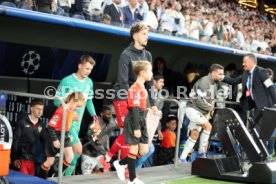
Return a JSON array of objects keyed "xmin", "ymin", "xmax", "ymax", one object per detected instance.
[
  {"xmin": 128, "ymin": 178, "xmax": 144, "ymax": 184},
  {"xmin": 113, "ymin": 160, "xmax": 126, "ymax": 181}
]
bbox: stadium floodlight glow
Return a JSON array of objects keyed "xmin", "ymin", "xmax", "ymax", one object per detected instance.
[
  {"xmin": 265, "ymin": 5, "xmax": 276, "ymax": 15},
  {"xmin": 238, "ymin": 0, "xmax": 258, "ymax": 8}
]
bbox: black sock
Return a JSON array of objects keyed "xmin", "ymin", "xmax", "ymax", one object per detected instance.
[
  {"xmin": 128, "ymin": 153, "xmax": 137, "ymax": 182},
  {"xmin": 39, "ymin": 164, "xmax": 49, "ymax": 179},
  {"xmin": 119, "ymin": 157, "xmax": 128, "ymax": 165}
]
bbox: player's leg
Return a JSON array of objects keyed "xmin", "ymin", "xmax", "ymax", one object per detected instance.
[
  {"xmin": 113, "ymin": 100, "xmax": 128, "ymax": 128},
  {"xmin": 127, "ymin": 144, "xmax": 139, "ymax": 183},
  {"xmin": 64, "ymin": 128, "xmax": 82, "ymax": 176},
  {"xmin": 179, "ymin": 107, "xmax": 208, "ymax": 161},
  {"xmin": 63, "ymin": 147, "xmax": 74, "ymax": 173},
  {"xmin": 136, "ymin": 145, "xmax": 155, "ymax": 169},
  {"xmin": 198, "ymin": 121, "xmax": 212, "ymax": 157},
  {"xmin": 39, "ymin": 157, "xmax": 55, "ymax": 179}
]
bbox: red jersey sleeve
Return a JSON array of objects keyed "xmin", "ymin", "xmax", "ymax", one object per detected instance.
[{"xmin": 48, "ymin": 107, "xmax": 62, "ymax": 130}]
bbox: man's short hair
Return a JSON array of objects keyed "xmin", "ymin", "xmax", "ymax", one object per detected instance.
[
  {"xmin": 209, "ymin": 64, "xmax": 224, "ymax": 73},
  {"xmin": 166, "ymin": 114, "xmax": 178, "ymax": 124},
  {"xmin": 210, "ymin": 34, "xmax": 217, "ymax": 39},
  {"xmin": 133, "ymin": 60, "xmax": 151, "ymax": 75},
  {"xmin": 153, "ymin": 74, "xmax": 164, "ymax": 81},
  {"xmin": 244, "ymin": 53, "xmax": 257, "ymax": 64},
  {"xmin": 79, "ymin": 55, "xmax": 96, "ymax": 65},
  {"xmin": 102, "ymin": 14, "xmax": 111, "ymax": 22},
  {"xmin": 101, "ymin": 105, "xmax": 111, "ymax": 113},
  {"xmin": 65, "ymin": 92, "xmax": 85, "ymax": 103},
  {"xmin": 130, "ymin": 22, "xmax": 148, "ymax": 42},
  {"xmin": 30, "ymin": 99, "xmax": 44, "ymax": 107}
]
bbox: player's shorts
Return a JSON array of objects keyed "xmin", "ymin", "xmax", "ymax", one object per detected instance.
[
  {"xmin": 44, "ymin": 132, "xmax": 72, "ymax": 157},
  {"xmin": 68, "ymin": 123, "xmax": 81, "ymax": 145},
  {"xmin": 81, "ymin": 154, "xmax": 102, "ymax": 175},
  {"xmin": 186, "ymin": 107, "xmax": 209, "ymax": 134},
  {"xmin": 113, "ymin": 100, "xmax": 128, "ymax": 128},
  {"xmin": 124, "ymin": 109, "xmax": 148, "ymax": 145}
]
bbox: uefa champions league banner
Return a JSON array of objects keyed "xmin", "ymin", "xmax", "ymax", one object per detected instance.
[
  {"xmin": 0, "ymin": 42, "xmax": 111, "ymax": 81},
  {"xmin": 0, "ymin": 42, "xmax": 56, "ymax": 78}
]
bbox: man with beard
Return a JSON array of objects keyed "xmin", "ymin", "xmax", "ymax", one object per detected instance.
[
  {"xmin": 113, "ymin": 22, "xmax": 157, "ymax": 129},
  {"xmin": 103, "ymin": 0, "xmax": 123, "ymax": 25},
  {"xmin": 82, "ymin": 106, "xmax": 118, "ymax": 174},
  {"xmin": 179, "ymin": 64, "xmax": 224, "ymax": 162}
]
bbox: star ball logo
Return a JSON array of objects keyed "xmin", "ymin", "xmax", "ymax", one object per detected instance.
[{"xmin": 21, "ymin": 51, "xmax": 41, "ymax": 75}]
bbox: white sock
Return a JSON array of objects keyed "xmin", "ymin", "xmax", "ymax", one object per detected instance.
[
  {"xmin": 180, "ymin": 137, "xmax": 196, "ymax": 160},
  {"xmin": 198, "ymin": 130, "xmax": 211, "ymax": 154}
]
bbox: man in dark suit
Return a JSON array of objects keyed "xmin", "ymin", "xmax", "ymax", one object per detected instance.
[
  {"xmin": 223, "ymin": 53, "xmax": 276, "ymax": 125},
  {"xmin": 122, "ymin": 0, "xmax": 143, "ymax": 26},
  {"xmin": 103, "ymin": 0, "xmax": 123, "ymax": 25}
]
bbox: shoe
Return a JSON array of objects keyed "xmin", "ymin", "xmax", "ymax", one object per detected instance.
[
  {"xmin": 128, "ymin": 178, "xmax": 144, "ymax": 184},
  {"xmin": 114, "ymin": 160, "xmax": 126, "ymax": 181},
  {"xmin": 198, "ymin": 152, "xmax": 207, "ymax": 158},
  {"xmin": 98, "ymin": 155, "xmax": 110, "ymax": 173},
  {"xmin": 178, "ymin": 158, "xmax": 188, "ymax": 164}
]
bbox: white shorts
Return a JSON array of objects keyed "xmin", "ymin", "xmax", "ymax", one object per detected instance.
[
  {"xmin": 186, "ymin": 107, "xmax": 208, "ymax": 134},
  {"xmin": 81, "ymin": 154, "xmax": 102, "ymax": 175}
]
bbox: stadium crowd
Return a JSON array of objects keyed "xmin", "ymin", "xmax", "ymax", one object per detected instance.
[{"xmin": 0, "ymin": 0, "xmax": 275, "ymax": 56}]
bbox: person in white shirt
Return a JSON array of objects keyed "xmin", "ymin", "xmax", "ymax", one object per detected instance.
[
  {"xmin": 137, "ymin": 0, "xmax": 149, "ymax": 20},
  {"xmin": 234, "ymin": 26, "xmax": 244, "ymax": 49},
  {"xmin": 160, "ymin": 2, "xmax": 182, "ymax": 35},
  {"xmin": 188, "ymin": 14, "xmax": 202, "ymax": 40},
  {"xmin": 144, "ymin": 2, "xmax": 158, "ymax": 31},
  {"xmin": 203, "ymin": 15, "xmax": 214, "ymax": 39}
]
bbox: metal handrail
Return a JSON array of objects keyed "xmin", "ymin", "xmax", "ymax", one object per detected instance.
[
  {"xmin": 0, "ymin": 90, "xmax": 66, "ymax": 184},
  {"xmin": 156, "ymin": 97, "xmax": 186, "ymax": 168}
]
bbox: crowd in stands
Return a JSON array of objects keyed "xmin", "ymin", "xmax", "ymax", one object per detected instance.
[{"xmin": 0, "ymin": 0, "xmax": 276, "ymax": 56}]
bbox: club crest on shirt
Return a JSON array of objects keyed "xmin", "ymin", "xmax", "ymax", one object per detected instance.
[
  {"xmin": 38, "ymin": 126, "xmax": 42, "ymax": 133},
  {"xmin": 53, "ymin": 115, "xmax": 59, "ymax": 121},
  {"xmin": 86, "ymin": 85, "xmax": 90, "ymax": 92},
  {"xmin": 50, "ymin": 115, "xmax": 59, "ymax": 125}
]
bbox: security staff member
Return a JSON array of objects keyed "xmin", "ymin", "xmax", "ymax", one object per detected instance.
[
  {"xmin": 12, "ymin": 99, "xmax": 45, "ymax": 176},
  {"xmin": 223, "ymin": 53, "xmax": 276, "ymax": 124}
]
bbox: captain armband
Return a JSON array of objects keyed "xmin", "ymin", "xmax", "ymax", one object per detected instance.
[{"xmin": 263, "ymin": 79, "xmax": 274, "ymax": 88}]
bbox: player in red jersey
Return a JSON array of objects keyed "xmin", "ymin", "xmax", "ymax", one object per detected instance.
[{"xmin": 39, "ymin": 92, "xmax": 85, "ymax": 178}]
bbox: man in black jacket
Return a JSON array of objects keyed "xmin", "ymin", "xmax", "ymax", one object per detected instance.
[
  {"xmin": 223, "ymin": 53, "xmax": 276, "ymax": 125},
  {"xmin": 113, "ymin": 22, "xmax": 157, "ymax": 128},
  {"xmin": 103, "ymin": 0, "xmax": 123, "ymax": 25},
  {"xmin": 11, "ymin": 99, "xmax": 45, "ymax": 176}
]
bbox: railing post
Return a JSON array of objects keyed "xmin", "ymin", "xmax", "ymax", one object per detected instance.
[
  {"xmin": 156, "ymin": 98, "xmax": 187, "ymax": 168},
  {"xmin": 0, "ymin": 90, "xmax": 66, "ymax": 184}
]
